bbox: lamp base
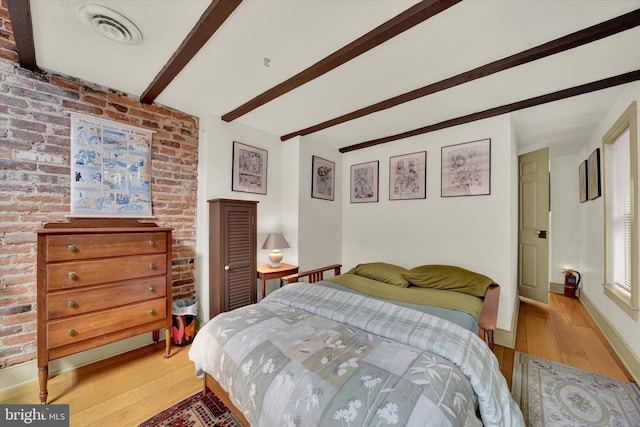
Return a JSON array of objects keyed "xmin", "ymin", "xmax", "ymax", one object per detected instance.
[{"xmin": 268, "ymin": 250, "xmax": 283, "ymax": 268}]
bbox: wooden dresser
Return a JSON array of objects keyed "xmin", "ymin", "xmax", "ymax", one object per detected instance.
[{"xmin": 36, "ymin": 218, "xmax": 173, "ymax": 403}]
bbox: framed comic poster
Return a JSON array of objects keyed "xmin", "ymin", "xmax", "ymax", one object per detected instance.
[
  {"xmin": 232, "ymin": 141, "xmax": 268, "ymax": 194},
  {"xmin": 70, "ymin": 112, "xmax": 153, "ymax": 217},
  {"xmin": 311, "ymin": 155, "xmax": 335, "ymax": 201},
  {"xmin": 390, "ymin": 151, "xmax": 426, "ymax": 200},
  {"xmin": 441, "ymin": 138, "xmax": 491, "ymax": 197},
  {"xmin": 350, "ymin": 160, "xmax": 379, "ymax": 203}
]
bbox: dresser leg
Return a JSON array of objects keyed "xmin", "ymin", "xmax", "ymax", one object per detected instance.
[
  {"xmin": 38, "ymin": 365, "xmax": 48, "ymax": 404},
  {"xmin": 164, "ymin": 328, "xmax": 171, "ymax": 359}
]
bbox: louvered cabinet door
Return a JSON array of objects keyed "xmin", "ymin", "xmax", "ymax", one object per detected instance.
[{"xmin": 208, "ymin": 199, "xmax": 258, "ymax": 319}]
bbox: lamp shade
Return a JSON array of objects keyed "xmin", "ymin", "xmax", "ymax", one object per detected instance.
[{"xmin": 261, "ymin": 233, "xmax": 290, "ymax": 250}]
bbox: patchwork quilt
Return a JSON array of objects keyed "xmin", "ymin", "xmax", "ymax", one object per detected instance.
[{"xmin": 189, "ymin": 283, "xmax": 524, "ymax": 426}]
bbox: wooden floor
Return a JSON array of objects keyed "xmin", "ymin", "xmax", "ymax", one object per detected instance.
[
  {"xmin": 494, "ymin": 292, "xmax": 634, "ymax": 389},
  {"xmin": 1, "ymin": 293, "xmax": 635, "ymax": 426}
]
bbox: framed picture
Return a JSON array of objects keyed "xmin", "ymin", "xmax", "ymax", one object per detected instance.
[
  {"xmin": 579, "ymin": 160, "xmax": 588, "ymax": 203},
  {"xmin": 232, "ymin": 141, "xmax": 267, "ymax": 195},
  {"xmin": 588, "ymin": 148, "xmax": 601, "ymax": 200},
  {"xmin": 311, "ymin": 155, "xmax": 335, "ymax": 201},
  {"xmin": 350, "ymin": 160, "xmax": 379, "ymax": 203},
  {"xmin": 70, "ymin": 112, "xmax": 153, "ymax": 218},
  {"xmin": 441, "ymin": 138, "xmax": 491, "ymax": 197},
  {"xmin": 389, "ymin": 151, "xmax": 426, "ymax": 200}
]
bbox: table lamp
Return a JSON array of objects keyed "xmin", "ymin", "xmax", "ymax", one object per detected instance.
[{"xmin": 261, "ymin": 233, "xmax": 290, "ymax": 268}]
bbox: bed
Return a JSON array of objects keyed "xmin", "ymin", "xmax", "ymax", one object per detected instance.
[{"xmin": 189, "ymin": 263, "xmax": 523, "ymax": 426}]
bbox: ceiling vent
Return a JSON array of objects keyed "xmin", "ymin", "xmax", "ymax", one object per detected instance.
[{"xmin": 77, "ymin": 4, "xmax": 142, "ymax": 45}]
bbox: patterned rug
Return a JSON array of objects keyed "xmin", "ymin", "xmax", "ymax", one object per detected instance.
[
  {"xmin": 512, "ymin": 352, "xmax": 640, "ymax": 426},
  {"xmin": 136, "ymin": 391, "xmax": 243, "ymax": 427}
]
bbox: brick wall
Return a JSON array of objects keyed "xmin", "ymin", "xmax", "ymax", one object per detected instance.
[{"xmin": 0, "ymin": 0, "xmax": 199, "ymax": 368}]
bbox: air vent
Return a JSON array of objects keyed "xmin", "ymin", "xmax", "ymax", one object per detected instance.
[{"xmin": 77, "ymin": 4, "xmax": 142, "ymax": 45}]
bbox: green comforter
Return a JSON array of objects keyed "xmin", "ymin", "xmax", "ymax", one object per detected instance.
[{"xmin": 327, "ymin": 272, "xmax": 484, "ymax": 319}]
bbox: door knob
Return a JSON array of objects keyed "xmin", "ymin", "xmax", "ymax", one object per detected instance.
[{"xmin": 535, "ymin": 230, "xmax": 547, "ymax": 238}]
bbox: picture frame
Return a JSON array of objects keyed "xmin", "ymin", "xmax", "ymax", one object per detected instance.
[
  {"xmin": 389, "ymin": 151, "xmax": 426, "ymax": 200},
  {"xmin": 441, "ymin": 138, "xmax": 491, "ymax": 197},
  {"xmin": 350, "ymin": 160, "xmax": 379, "ymax": 203},
  {"xmin": 579, "ymin": 160, "xmax": 588, "ymax": 203},
  {"xmin": 588, "ymin": 147, "xmax": 601, "ymax": 200},
  {"xmin": 70, "ymin": 112, "xmax": 153, "ymax": 218},
  {"xmin": 311, "ymin": 155, "xmax": 335, "ymax": 201},
  {"xmin": 232, "ymin": 141, "xmax": 267, "ymax": 195}
]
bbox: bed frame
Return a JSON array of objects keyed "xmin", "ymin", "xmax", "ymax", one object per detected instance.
[{"xmin": 203, "ymin": 264, "xmax": 499, "ymax": 426}]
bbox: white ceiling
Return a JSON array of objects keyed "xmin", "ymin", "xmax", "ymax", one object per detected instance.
[{"xmin": 27, "ymin": 0, "xmax": 640, "ymax": 155}]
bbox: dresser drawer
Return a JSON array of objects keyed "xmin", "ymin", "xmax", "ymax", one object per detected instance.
[
  {"xmin": 47, "ymin": 298, "xmax": 167, "ymax": 349},
  {"xmin": 47, "ymin": 254, "xmax": 167, "ymax": 290},
  {"xmin": 47, "ymin": 276, "xmax": 167, "ymax": 320},
  {"xmin": 46, "ymin": 232, "xmax": 167, "ymax": 262}
]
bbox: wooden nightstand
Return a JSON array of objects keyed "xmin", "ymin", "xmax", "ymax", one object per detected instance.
[{"xmin": 257, "ymin": 263, "xmax": 299, "ymax": 298}]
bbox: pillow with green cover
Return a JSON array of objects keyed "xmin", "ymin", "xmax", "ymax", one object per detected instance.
[
  {"xmin": 351, "ymin": 262, "xmax": 410, "ymax": 287},
  {"xmin": 402, "ymin": 264, "xmax": 494, "ymax": 296}
]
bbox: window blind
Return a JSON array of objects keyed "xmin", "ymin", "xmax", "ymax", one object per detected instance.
[{"xmin": 606, "ymin": 127, "xmax": 631, "ymax": 293}]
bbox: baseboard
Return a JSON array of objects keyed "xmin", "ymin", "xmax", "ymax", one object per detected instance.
[
  {"xmin": 580, "ymin": 293, "xmax": 640, "ymax": 385},
  {"xmin": 495, "ymin": 294, "xmax": 520, "ymax": 349},
  {"xmin": 0, "ymin": 330, "xmax": 165, "ymax": 394},
  {"xmin": 550, "ymin": 282, "xmax": 564, "ymax": 294}
]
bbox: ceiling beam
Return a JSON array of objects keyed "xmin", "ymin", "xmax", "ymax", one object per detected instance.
[
  {"xmin": 6, "ymin": 0, "xmax": 37, "ymax": 71},
  {"xmin": 140, "ymin": 0, "xmax": 242, "ymax": 104},
  {"xmin": 339, "ymin": 69, "xmax": 640, "ymax": 153},
  {"xmin": 284, "ymin": 8, "xmax": 640, "ymax": 141},
  {"xmin": 221, "ymin": 0, "xmax": 462, "ymax": 122}
]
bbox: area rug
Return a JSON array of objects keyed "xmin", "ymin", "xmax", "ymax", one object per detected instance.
[
  {"xmin": 512, "ymin": 352, "xmax": 640, "ymax": 426},
  {"xmin": 137, "ymin": 391, "xmax": 243, "ymax": 427}
]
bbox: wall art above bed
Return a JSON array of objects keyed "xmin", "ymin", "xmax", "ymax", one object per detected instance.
[
  {"xmin": 350, "ymin": 160, "xmax": 379, "ymax": 203},
  {"xmin": 389, "ymin": 151, "xmax": 426, "ymax": 200},
  {"xmin": 311, "ymin": 155, "xmax": 335, "ymax": 201},
  {"xmin": 441, "ymin": 138, "xmax": 491, "ymax": 197},
  {"xmin": 70, "ymin": 112, "xmax": 153, "ymax": 218}
]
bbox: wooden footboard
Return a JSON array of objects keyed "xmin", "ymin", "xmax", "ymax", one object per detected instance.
[
  {"xmin": 478, "ymin": 284, "xmax": 500, "ymax": 350},
  {"xmin": 282, "ymin": 263, "xmax": 342, "ymax": 284},
  {"xmin": 205, "ymin": 373, "xmax": 250, "ymax": 426}
]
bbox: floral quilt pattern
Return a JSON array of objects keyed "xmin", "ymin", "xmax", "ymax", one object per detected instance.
[{"xmin": 189, "ymin": 283, "xmax": 523, "ymax": 426}]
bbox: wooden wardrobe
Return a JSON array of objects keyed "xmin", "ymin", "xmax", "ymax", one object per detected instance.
[{"xmin": 208, "ymin": 199, "xmax": 258, "ymax": 319}]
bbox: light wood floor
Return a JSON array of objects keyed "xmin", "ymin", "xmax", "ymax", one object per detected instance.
[{"xmin": 1, "ymin": 293, "xmax": 635, "ymax": 426}]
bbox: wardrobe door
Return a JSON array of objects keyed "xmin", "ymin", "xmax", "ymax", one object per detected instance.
[{"xmin": 208, "ymin": 199, "xmax": 257, "ymax": 319}]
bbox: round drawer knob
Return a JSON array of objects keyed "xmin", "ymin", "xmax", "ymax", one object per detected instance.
[
  {"xmin": 68, "ymin": 328, "xmax": 76, "ymax": 336},
  {"xmin": 148, "ymin": 240, "xmax": 155, "ymax": 246},
  {"xmin": 67, "ymin": 300, "xmax": 77, "ymax": 308},
  {"xmin": 148, "ymin": 286, "xmax": 155, "ymax": 293},
  {"xmin": 149, "ymin": 263, "xmax": 156, "ymax": 270},
  {"xmin": 148, "ymin": 309, "xmax": 155, "ymax": 315},
  {"xmin": 68, "ymin": 245, "xmax": 77, "ymax": 252},
  {"xmin": 224, "ymin": 265, "xmax": 230, "ymax": 271},
  {"xmin": 68, "ymin": 272, "xmax": 78, "ymax": 280}
]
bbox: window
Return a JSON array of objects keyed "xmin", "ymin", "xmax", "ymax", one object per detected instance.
[{"xmin": 603, "ymin": 101, "xmax": 638, "ymax": 319}]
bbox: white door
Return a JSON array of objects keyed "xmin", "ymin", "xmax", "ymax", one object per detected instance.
[{"xmin": 518, "ymin": 148, "xmax": 550, "ymax": 303}]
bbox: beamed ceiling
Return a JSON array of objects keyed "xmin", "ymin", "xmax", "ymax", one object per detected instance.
[{"xmin": 7, "ymin": 0, "xmax": 640, "ymax": 155}]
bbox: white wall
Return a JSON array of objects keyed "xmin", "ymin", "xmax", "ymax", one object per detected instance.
[
  {"xmin": 297, "ymin": 135, "xmax": 343, "ymax": 270},
  {"xmin": 339, "ymin": 115, "xmax": 518, "ymax": 331},
  {"xmin": 196, "ymin": 113, "xmax": 286, "ymax": 319},
  {"xmin": 581, "ymin": 82, "xmax": 640, "ymax": 359},
  {"xmin": 549, "ymin": 153, "xmax": 583, "ymax": 285}
]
